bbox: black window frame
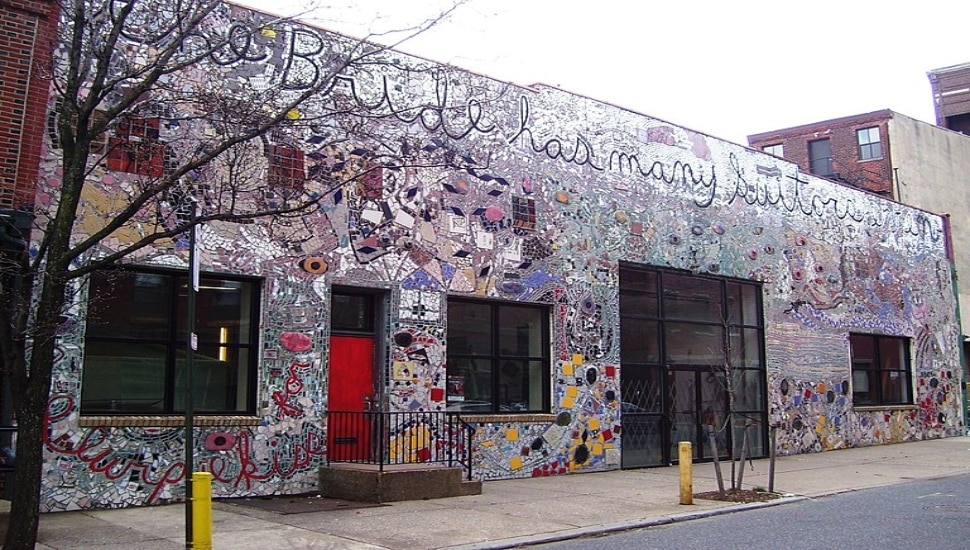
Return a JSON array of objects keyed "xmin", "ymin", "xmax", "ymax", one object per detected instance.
[
  {"xmin": 856, "ymin": 127, "xmax": 883, "ymax": 160},
  {"xmin": 446, "ymin": 298, "xmax": 551, "ymax": 413},
  {"xmin": 618, "ymin": 263, "xmax": 768, "ymax": 464},
  {"xmin": 81, "ymin": 266, "xmax": 261, "ymax": 415},
  {"xmin": 849, "ymin": 333, "xmax": 913, "ymax": 406},
  {"xmin": 808, "ymin": 138, "xmax": 834, "ymax": 176}
]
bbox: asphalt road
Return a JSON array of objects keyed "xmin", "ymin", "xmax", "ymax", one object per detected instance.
[{"xmin": 528, "ymin": 473, "xmax": 970, "ymax": 550}]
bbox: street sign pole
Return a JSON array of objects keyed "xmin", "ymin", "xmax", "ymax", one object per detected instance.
[{"xmin": 184, "ymin": 202, "xmax": 199, "ymax": 548}]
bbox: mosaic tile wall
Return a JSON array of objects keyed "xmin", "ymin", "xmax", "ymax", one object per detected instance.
[{"xmin": 34, "ymin": 2, "xmax": 962, "ymax": 510}]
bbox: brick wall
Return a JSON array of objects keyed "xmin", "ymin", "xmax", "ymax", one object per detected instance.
[
  {"xmin": 747, "ymin": 110, "xmax": 895, "ymax": 197},
  {"xmin": 0, "ymin": 0, "xmax": 59, "ymax": 210}
]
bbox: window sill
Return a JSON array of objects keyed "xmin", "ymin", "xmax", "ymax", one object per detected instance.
[
  {"xmin": 78, "ymin": 416, "xmax": 262, "ymax": 428},
  {"xmin": 852, "ymin": 404, "xmax": 918, "ymax": 412},
  {"xmin": 453, "ymin": 413, "xmax": 557, "ymax": 423}
]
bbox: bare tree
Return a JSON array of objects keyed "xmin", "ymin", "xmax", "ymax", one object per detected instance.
[
  {"xmin": 0, "ymin": 0, "xmax": 488, "ymax": 547},
  {"xmin": 705, "ymin": 309, "xmax": 765, "ymax": 497}
]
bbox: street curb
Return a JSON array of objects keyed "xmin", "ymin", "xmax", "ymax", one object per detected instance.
[{"xmin": 442, "ymin": 496, "xmax": 808, "ymax": 550}]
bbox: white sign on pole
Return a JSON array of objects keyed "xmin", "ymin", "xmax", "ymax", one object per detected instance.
[{"xmin": 191, "ymin": 203, "xmax": 200, "ymax": 292}]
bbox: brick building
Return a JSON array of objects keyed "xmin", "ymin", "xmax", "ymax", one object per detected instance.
[
  {"xmin": 747, "ymin": 110, "xmax": 895, "ymax": 197},
  {"xmin": 0, "ymin": 0, "xmax": 59, "ymax": 210},
  {"xmin": 929, "ymin": 62, "xmax": 970, "ymax": 135},
  {"xmin": 0, "ymin": 0, "xmax": 59, "ymax": 497}
]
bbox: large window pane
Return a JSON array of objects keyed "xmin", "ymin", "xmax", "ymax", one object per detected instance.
[
  {"xmin": 727, "ymin": 282, "xmax": 760, "ymax": 326},
  {"xmin": 665, "ymin": 322, "xmax": 724, "ymax": 365},
  {"xmin": 620, "ymin": 269, "xmax": 658, "ymax": 317},
  {"xmin": 446, "ymin": 299, "xmax": 549, "ymax": 413},
  {"xmin": 82, "ymin": 268, "xmax": 259, "ymax": 415},
  {"xmin": 621, "ymin": 319, "xmax": 660, "ymax": 363},
  {"xmin": 498, "ymin": 305, "xmax": 543, "ymax": 356},
  {"xmin": 86, "ymin": 271, "xmax": 172, "ymax": 339},
  {"xmin": 852, "ymin": 369, "xmax": 877, "ymax": 405},
  {"xmin": 175, "ymin": 346, "xmax": 251, "ymax": 412},
  {"xmin": 81, "ymin": 340, "xmax": 167, "ymax": 412},
  {"xmin": 620, "ymin": 415, "xmax": 664, "ymax": 467},
  {"xmin": 732, "ymin": 412, "xmax": 765, "ymax": 457},
  {"xmin": 852, "ymin": 334, "xmax": 875, "ymax": 362},
  {"xmin": 621, "ymin": 367, "xmax": 662, "ymax": 413},
  {"xmin": 179, "ymin": 278, "xmax": 255, "ymax": 344},
  {"xmin": 730, "ymin": 368, "xmax": 765, "ymax": 410},
  {"xmin": 498, "ymin": 359, "xmax": 544, "ymax": 411},
  {"xmin": 663, "ymin": 273, "xmax": 722, "ymax": 322},
  {"xmin": 446, "ymin": 356, "xmax": 492, "ymax": 410},
  {"xmin": 881, "ymin": 371, "xmax": 910, "ymax": 405},
  {"xmin": 879, "ymin": 338, "xmax": 904, "ymax": 370},
  {"xmin": 729, "ymin": 327, "xmax": 762, "ymax": 368},
  {"xmin": 809, "ymin": 139, "xmax": 833, "ymax": 176},
  {"xmin": 447, "ymin": 301, "xmax": 492, "ymax": 356}
]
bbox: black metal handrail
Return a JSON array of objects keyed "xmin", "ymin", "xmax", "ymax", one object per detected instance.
[{"xmin": 326, "ymin": 411, "xmax": 474, "ymax": 480}]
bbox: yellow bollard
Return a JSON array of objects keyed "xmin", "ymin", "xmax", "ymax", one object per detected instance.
[
  {"xmin": 678, "ymin": 441, "xmax": 693, "ymax": 505},
  {"xmin": 191, "ymin": 472, "xmax": 213, "ymax": 550}
]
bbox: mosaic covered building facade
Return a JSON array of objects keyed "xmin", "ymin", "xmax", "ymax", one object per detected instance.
[{"xmin": 31, "ymin": 3, "xmax": 964, "ymax": 511}]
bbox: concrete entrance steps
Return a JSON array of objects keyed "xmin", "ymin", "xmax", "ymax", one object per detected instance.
[{"xmin": 318, "ymin": 462, "xmax": 482, "ymax": 503}]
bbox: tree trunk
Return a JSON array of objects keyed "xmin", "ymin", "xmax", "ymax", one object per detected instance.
[
  {"xmin": 4, "ymin": 282, "xmax": 63, "ymax": 550},
  {"xmin": 3, "ymin": 387, "xmax": 46, "ymax": 549}
]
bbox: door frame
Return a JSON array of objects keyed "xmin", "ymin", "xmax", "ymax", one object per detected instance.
[
  {"xmin": 327, "ymin": 285, "xmax": 386, "ymax": 411},
  {"xmin": 666, "ymin": 366, "xmax": 731, "ymax": 464},
  {"xmin": 326, "ymin": 286, "xmax": 386, "ymax": 462}
]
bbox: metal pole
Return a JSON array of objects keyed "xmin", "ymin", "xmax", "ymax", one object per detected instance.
[{"xmin": 184, "ymin": 202, "xmax": 199, "ymax": 548}]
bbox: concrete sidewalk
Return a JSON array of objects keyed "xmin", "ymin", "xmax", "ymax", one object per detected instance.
[{"xmin": 13, "ymin": 436, "xmax": 970, "ymax": 549}]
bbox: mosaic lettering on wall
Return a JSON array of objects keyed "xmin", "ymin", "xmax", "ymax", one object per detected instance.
[{"xmin": 35, "ymin": 1, "xmax": 962, "ymax": 510}]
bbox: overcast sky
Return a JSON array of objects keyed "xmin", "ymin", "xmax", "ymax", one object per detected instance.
[{"xmin": 241, "ymin": 0, "xmax": 969, "ymax": 145}]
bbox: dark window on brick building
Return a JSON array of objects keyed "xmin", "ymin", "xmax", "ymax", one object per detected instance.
[{"xmin": 808, "ymin": 138, "xmax": 833, "ymax": 176}]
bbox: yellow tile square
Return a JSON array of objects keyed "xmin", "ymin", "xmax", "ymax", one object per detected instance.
[
  {"xmin": 566, "ymin": 386, "xmax": 578, "ymax": 398},
  {"xmin": 562, "ymin": 361, "xmax": 574, "ymax": 376},
  {"xmin": 506, "ymin": 428, "xmax": 519, "ymax": 442},
  {"xmin": 572, "ymin": 353, "xmax": 584, "ymax": 365},
  {"xmin": 510, "ymin": 456, "xmax": 523, "ymax": 470}
]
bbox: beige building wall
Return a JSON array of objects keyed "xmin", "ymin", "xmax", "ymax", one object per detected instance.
[{"xmin": 889, "ymin": 113, "xmax": 970, "ymax": 335}]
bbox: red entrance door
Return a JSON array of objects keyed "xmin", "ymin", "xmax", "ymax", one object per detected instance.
[{"xmin": 327, "ymin": 334, "xmax": 375, "ymax": 461}]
